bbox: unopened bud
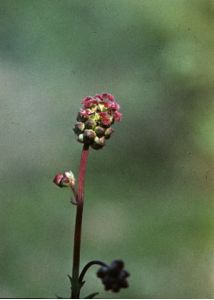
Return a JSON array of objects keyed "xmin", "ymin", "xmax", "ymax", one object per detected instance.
[
  {"xmin": 53, "ymin": 171, "xmax": 75, "ymax": 188},
  {"xmin": 95, "ymin": 136, "xmax": 105, "ymax": 145},
  {"xmin": 97, "ymin": 259, "xmax": 129, "ymax": 293},
  {"xmin": 53, "ymin": 173, "xmax": 64, "ymax": 186},
  {"xmin": 83, "ymin": 129, "xmax": 96, "ymax": 143},
  {"xmin": 91, "ymin": 143, "xmax": 103, "ymax": 150},
  {"xmin": 95, "ymin": 126, "xmax": 105, "ymax": 137},
  {"xmin": 73, "ymin": 122, "xmax": 85, "ymax": 134},
  {"xmin": 85, "ymin": 119, "xmax": 96, "ymax": 129},
  {"xmin": 78, "ymin": 133, "xmax": 84, "ymax": 143},
  {"xmin": 105, "ymin": 127, "xmax": 114, "ymax": 139},
  {"xmin": 76, "ymin": 112, "xmax": 86, "ymax": 122},
  {"xmin": 91, "ymin": 136, "xmax": 105, "ymax": 149}
]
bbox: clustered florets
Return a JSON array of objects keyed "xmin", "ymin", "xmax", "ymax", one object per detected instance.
[
  {"xmin": 73, "ymin": 93, "xmax": 122, "ymax": 150},
  {"xmin": 97, "ymin": 260, "xmax": 129, "ymax": 293}
]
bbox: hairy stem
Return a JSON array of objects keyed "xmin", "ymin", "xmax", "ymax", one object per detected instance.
[{"xmin": 71, "ymin": 144, "xmax": 89, "ymax": 299}]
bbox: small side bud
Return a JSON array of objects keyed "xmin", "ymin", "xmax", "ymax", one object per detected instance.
[
  {"xmin": 53, "ymin": 173, "xmax": 64, "ymax": 187},
  {"xmin": 53, "ymin": 171, "xmax": 75, "ymax": 188}
]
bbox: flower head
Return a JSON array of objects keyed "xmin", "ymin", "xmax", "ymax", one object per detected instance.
[
  {"xmin": 53, "ymin": 171, "xmax": 75, "ymax": 188},
  {"xmin": 97, "ymin": 260, "xmax": 129, "ymax": 293},
  {"xmin": 74, "ymin": 93, "xmax": 122, "ymax": 150}
]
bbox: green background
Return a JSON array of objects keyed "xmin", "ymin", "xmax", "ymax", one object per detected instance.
[{"xmin": 0, "ymin": 0, "xmax": 214, "ymax": 298}]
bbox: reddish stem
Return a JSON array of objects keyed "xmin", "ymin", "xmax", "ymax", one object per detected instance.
[{"xmin": 71, "ymin": 144, "xmax": 89, "ymax": 299}]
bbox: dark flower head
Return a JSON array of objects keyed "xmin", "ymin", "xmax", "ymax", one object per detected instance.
[
  {"xmin": 97, "ymin": 260, "xmax": 129, "ymax": 293},
  {"xmin": 73, "ymin": 93, "xmax": 122, "ymax": 150}
]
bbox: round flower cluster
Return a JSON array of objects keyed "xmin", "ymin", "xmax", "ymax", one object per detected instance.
[
  {"xmin": 73, "ymin": 93, "xmax": 122, "ymax": 150},
  {"xmin": 97, "ymin": 260, "xmax": 129, "ymax": 293}
]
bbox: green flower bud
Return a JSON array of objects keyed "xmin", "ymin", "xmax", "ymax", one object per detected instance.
[
  {"xmin": 95, "ymin": 126, "xmax": 105, "ymax": 137},
  {"xmin": 97, "ymin": 103, "xmax": 105, "ymax": 112},
  {"xmin": 90, "ymin": 112, "xmax": 101, "ymax": 122}
]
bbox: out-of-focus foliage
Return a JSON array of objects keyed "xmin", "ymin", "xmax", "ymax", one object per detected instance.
[{"xmin": 0, "ymin": 0, "xmax": 214, "ymax": 298}]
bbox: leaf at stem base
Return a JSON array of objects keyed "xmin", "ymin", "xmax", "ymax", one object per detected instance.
[{"xmin": 84, "ymin": 292, "xmax": 99, "ymax": 299}]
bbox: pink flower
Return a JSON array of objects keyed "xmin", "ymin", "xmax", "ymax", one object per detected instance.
[
  {"xmin": 114, "ymin": 110, "xmax": 122, "ymax": 122},
  {"xmin": 80, "ymin": 108, "xmax": 92, "ymax": 117},
  {"xmin": 83, "ymin": 99, "xmax": 98, "ymax": 108},
  {"xmin": 100, "ymin": 112, "xmax": 112, "ymax": 126},
  {"xmin": 74, "ymin": 93, "xmax": 122, "ymax": 150},
  {"xmin": 81, "ymin": 96, "xmax": 93, "ymax": 105},
  {"xmin": 95, "ymin": 94, "xmax": 104, "ymax": 100},
  {"xmin": 53, "ymin": 173, "xmax": 64, "ymax": 186},
  {"xmin": 110, "ymin": 102, "xmax": 120, "ymax": 111},
  {"xmin": 81, "ymin": 96, "xmax": 101, "ymax": 109},
  {"xmin": 103, "ymin": 101, "xmax": 112, "ymax": 109},
  {"xmin": 102, "ymin": 93, "xmax": 115, "ymax": 102}
]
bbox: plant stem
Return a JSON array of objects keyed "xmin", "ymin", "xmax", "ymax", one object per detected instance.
[
  {"xmin": 79, "ymin": 260, "xmax": 107, "ymax": 284},
  {"xmin": 71, "ymin": 144, "xmax": 89, "ymax": 299}
]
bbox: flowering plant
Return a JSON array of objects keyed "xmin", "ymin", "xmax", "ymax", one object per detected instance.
[
  {"xmin": 53, "ymin": 93, "xmax": 129, "ymax": 298},
  {"xmin": 74, "ymin": 93, "xmax": 122, "ymax": 149}
]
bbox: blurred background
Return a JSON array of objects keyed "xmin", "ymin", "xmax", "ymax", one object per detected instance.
[{"xmin": 0, "ymin": 0, "xmax": 214, "ymax": 298}]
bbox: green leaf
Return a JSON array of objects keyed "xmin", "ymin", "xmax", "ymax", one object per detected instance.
[
  {"xmin": 55, "ymin": 294, "xmax": 64, "ymax": 299},
  {"xmin": 84, "ymin": 292, "xmax": 99, "ymax": 299},
  {"xmin": 80, "ymin": 280, "xmax": 85, "ymax": 288},
  {"xmin": 67, "ymin": 274, "xmax": 73, "ymax": 285}
]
